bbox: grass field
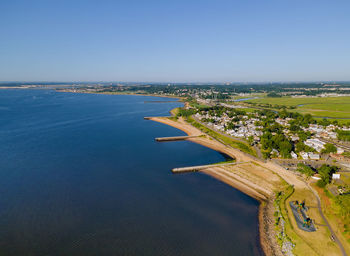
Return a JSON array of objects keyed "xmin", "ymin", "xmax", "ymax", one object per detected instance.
[{"xmin": 245, "ymin": 96, "xmax": 350, "ymax": 122}]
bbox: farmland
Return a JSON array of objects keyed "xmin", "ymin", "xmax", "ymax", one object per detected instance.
[{"xmin": 245, "ymin": 96, "xmax": 350, "ymax": 122}]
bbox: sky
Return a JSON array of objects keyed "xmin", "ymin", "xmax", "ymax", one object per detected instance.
[{"xmin": 0, "ymin": 0, "xmax": 349, "ymax": 82}]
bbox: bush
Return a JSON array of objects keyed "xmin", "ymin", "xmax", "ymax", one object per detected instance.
[
  {"xmin": 336, "ymin": 194, "xmax": 350, "ymax": 218},
  {"xmin": 296, "ymin": 163, "xmax": 314, "ymax": 177},
  {"xmin": 337, "ymin": 130, "xmax": 350, "ymax": 141},
  {"xmin": 177, "ymin": 108, "xmax": 196, "ymax": 117},
  {"xmin": 316, "ymin": 179, "xmax": 327, "ymax": 188},
  {"xmin": 267, "ymin": 92, "xmax": 281, "ymax": 97},
  {"xmin": 318, "ymin": 164, "xmax": 337, "ymax": 184},
  {"xmin": 321, "ymin": 143, "xmax": 337, "ymax": 154}
]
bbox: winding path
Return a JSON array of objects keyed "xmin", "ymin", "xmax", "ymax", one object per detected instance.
[
  {"xmin": 149, "ymin": 115, "xmax": 348, "ymax": 255},
  {"xmin": 307, "ymin": 182, "xmax": 347, "ymax": 256}
]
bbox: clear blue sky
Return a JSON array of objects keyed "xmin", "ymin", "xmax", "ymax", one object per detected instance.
[{"xmin": 1, "ymin": 0, "xmax": 349, "ymax": 82}]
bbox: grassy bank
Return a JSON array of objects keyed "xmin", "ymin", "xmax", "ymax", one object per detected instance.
[{"xmin": 315, "ymin": 185, "xmax": 350, "ymax": 254}]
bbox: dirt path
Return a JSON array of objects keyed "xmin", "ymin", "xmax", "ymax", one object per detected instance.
[
  {"xmin": 307, "ymin": 182, "xmax": 347, "ymax": 256},
  {"xmin": 149, "ymin": 116, "xmax": 307, "ymax": 189},
  {"xmin": 148, "ymin": 115, "xmax": 347, "ymax": 255}
]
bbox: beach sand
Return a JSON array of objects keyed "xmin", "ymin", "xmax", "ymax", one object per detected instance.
[{"xmin": 148, "ymin": 116, "xmax": 297, "ymax": 255}]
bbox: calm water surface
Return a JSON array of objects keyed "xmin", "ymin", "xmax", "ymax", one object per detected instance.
[{"xmin": 0, "ymin": 89, "xmax": 262, "ymax": 256}]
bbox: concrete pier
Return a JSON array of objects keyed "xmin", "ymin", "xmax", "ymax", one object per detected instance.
[
  {"xmin": 144, "ymin": 116, "xmax": 172, "ymax": 120},
  {"xmin": 155, "ymin": 135, "xmax": 199, "ymax": 142},
  {"xmin": 172, "ymin": 162, "xmax": 243, "ymax": 173}
]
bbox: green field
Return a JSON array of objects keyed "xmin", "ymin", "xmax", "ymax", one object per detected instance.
[{"xmin": 245, "ymin": 96, "xmax": 350, "ymax": 122}]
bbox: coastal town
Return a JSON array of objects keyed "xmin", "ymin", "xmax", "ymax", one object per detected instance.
[
  {"xmin": 193, "ymin": 107, "xmax": 349, "ymax": 162},
  {"xmin": 3, "ymin": 0, "xmax": 350, "ymax": 255},
  {"xmin": 55, "ymin": 83, "xmax": 350, "ymax": 255}
]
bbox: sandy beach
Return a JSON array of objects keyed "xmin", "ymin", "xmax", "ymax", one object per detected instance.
[{"xmin": 148, "ymin": 116, "xmax": 297, "ymax": 255}]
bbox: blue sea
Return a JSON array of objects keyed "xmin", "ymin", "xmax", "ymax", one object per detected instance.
[{"xmin": 0, "ymin": 89, "xmax": 262, "ymax": 255}]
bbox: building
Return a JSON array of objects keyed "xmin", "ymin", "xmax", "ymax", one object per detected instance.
[
  {"xmin": 291, "ymin": 151, "xmax": 298, "ymax": 159},
  {"xmin": 337, "ymin": 147, "xmax": 345, "ymax": 154},
  {"xmin": 304, "ymin": 139, "xmax": 326, "ymax": 152},
  {"xmin": 332, "ymin": 173, "xmax": 341, "ymax": 180},
  {"xmin": 309, "ymin": 153, "xmax": 320, "ymax": 160},
  {"xmin": 301, "ymin": 152, "xmax": 309, "ymax": 160}
]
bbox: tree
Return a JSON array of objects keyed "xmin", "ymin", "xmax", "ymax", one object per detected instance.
[
  {"xmin": 296, "ymin": 163, "xmax": 314, "ymax": 177},
  {"xmin": 280, "ymin": 141, "xmax": 292, "ymax": 158},
  {"xmin": 319, "ymin": 118, "xmax": 330, "ymax": 127},
  {"xmin": 290, "ymin": 124, "xmax": 301, "ymax": 132},
  {"xmin": 295, "ymin": 141, "xmax": 305, "ymax": 153},
  {"xmin": 337, "ymin": 130, "xmax": 350, "ymax": 141},
  {"xmin": 321, "ymin": 143, "xmax": 337, "ymax": 154},
  {"xmin": 248, "ymin": 135, "xmax": 254, "ymax": 145},
  {"xmin": 267, "ymin": 92, "xmax": 281, "ymax": 97},
  {"xmin": 317, "ymin": 164, "xmax": 337, "ymax": 185},
  {"xmin": 297, "ymin": 130, "xmax": 310, "ymax": 142}
]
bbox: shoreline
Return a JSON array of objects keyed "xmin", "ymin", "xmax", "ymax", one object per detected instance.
[
  {"xmin": 58, "ymin": 91, "xmax": 347, "ymax": 255},
  {"xmin": 55, "ymin": 89, "xmax": 185, "ymax": 101},
  {"xmin": 148, "ymin": 116, "xmax": 284, "ymax": 256}
]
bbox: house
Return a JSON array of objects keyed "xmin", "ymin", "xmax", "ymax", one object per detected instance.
[
  {"xmin": 309, "ymin": 153, "xmax": 320, "ymax": 160},
  {"xmin": 271, "ymin": 149, "xmax": 279, "ymax": 156},
  {"xmin": 291, "ymin": 151, "xmax": 298, "ymax": 159},
  {"xmin": 332, "ymin": 173, "xmax": 341, "ymax": 180},
  {"xmin": 304, "ymin": 139, "xmax": 326, "ymax": 152},
  {"xmin": 291, "ymin": 135, "xmax": 299, "ymax": 142},
  {"xmin": 301, "ymin": 152, "xmax": 309, "ymax": 160},
  {"xmin": 337, "ymin": 147, "xmax": 345, "ymax": 154},
  {"xmin": 330, "ymin": 153, "xmax": 344, "ymax": 161},
  {"xmin": 311, "ymin": 175, "xmax": 321, "ymax": 180}
]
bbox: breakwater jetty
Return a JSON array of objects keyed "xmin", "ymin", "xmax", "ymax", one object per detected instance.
[
  {"xmin": 155, "ymin": 135, "xmax": 200, "ymax": 142},
  {"xmin": 172, "ymin": 162, "xmax": 244, "ymax": 173}
]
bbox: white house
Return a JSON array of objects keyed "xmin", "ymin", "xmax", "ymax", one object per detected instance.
[
  {"xmin": 337, "ymin": 147, "xmax": 345, "ymax": 154},
  {"xmin": 332, "ymin": 173, "xmax": 341, "ymax": 180},
  {"xmin": 304, "ymin": 139, "xmax": 326, "ymax": 152},
  {"xmin": 309, "ymin": 153, "xmax": 320, "ymax": 160},
  {"xmin": 291, "ymin": 151, "xmax": 298, "ymax": 159},
  {"xmin": 301, "ymin": 152, "xmax": 309, "ymax": 160}
]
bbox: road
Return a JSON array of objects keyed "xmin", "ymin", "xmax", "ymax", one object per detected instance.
[
  {"xmin": 307, "ymin": 182, "xmax": 347, "ymax": 256},
  {"xmin": 149, "ymin": 115, "xmax": 348, "ymax": 255}
]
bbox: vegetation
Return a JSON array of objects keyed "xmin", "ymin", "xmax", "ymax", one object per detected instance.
[
  {"xmin": 337, "ymin": 130, "xmax": 350, "ymax": 141},
  {"xmin": 296, "ymin": 163, "xmax": 315, "ymax": 177},
  {"xmin": 267, "ymin": 92, "xmax": 282, "ymax": 97},
  {"xmin": 246, "ymin": 96, "xmax": 350, "ymax": 122},
  {"xmin": 342, "ymin": 152, "xmax": 350, "ymax": 158},
  {"xmin": 186, "ymin": 116, "xmax": 257, "ymax": 156},
  {"xmin": 261, "ymin": 131, "xmax": 292, "ymax": 158},
  {"xmin": 316, "ymin": 184, "xmax": 350, "ymax": 252},
  {"xmin": 274, "ymin": 185, "xmax": 296, "ymax": 252},
  {"xmin": 316, "ymin": 164, "xmax": 338, "ymax": 187},
  {"xmin": 321, "ymin": 143, "xmax": 337, "ymax": 154},
  {"xmin": 176, "ymin": 108, "xmax": 196, "ymax": 117},
  {"xmin": 335, "ymin": 194, "xmax": 350, "ymax": 219}
]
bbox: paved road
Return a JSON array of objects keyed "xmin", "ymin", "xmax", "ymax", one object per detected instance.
[{"xmin": 307, "ymin": 182, "xmax": 347, "ymax": 256}]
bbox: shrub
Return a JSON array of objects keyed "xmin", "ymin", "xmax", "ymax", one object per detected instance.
[{"xmin": 316, "ymin": 179, "xmax": 327, "ymax": 188}]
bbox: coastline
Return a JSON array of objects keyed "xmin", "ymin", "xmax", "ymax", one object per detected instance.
[
  {"xmin": 58, "ymin": 91, "xmax": 347, "ymax": 255},
  {"xmin": 56, "ymin": 89, "xmax": 184, "ymax": 101},
  {"xmin": 148, "ymin": 116, "xmax": 285, "ymax": 256}
]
